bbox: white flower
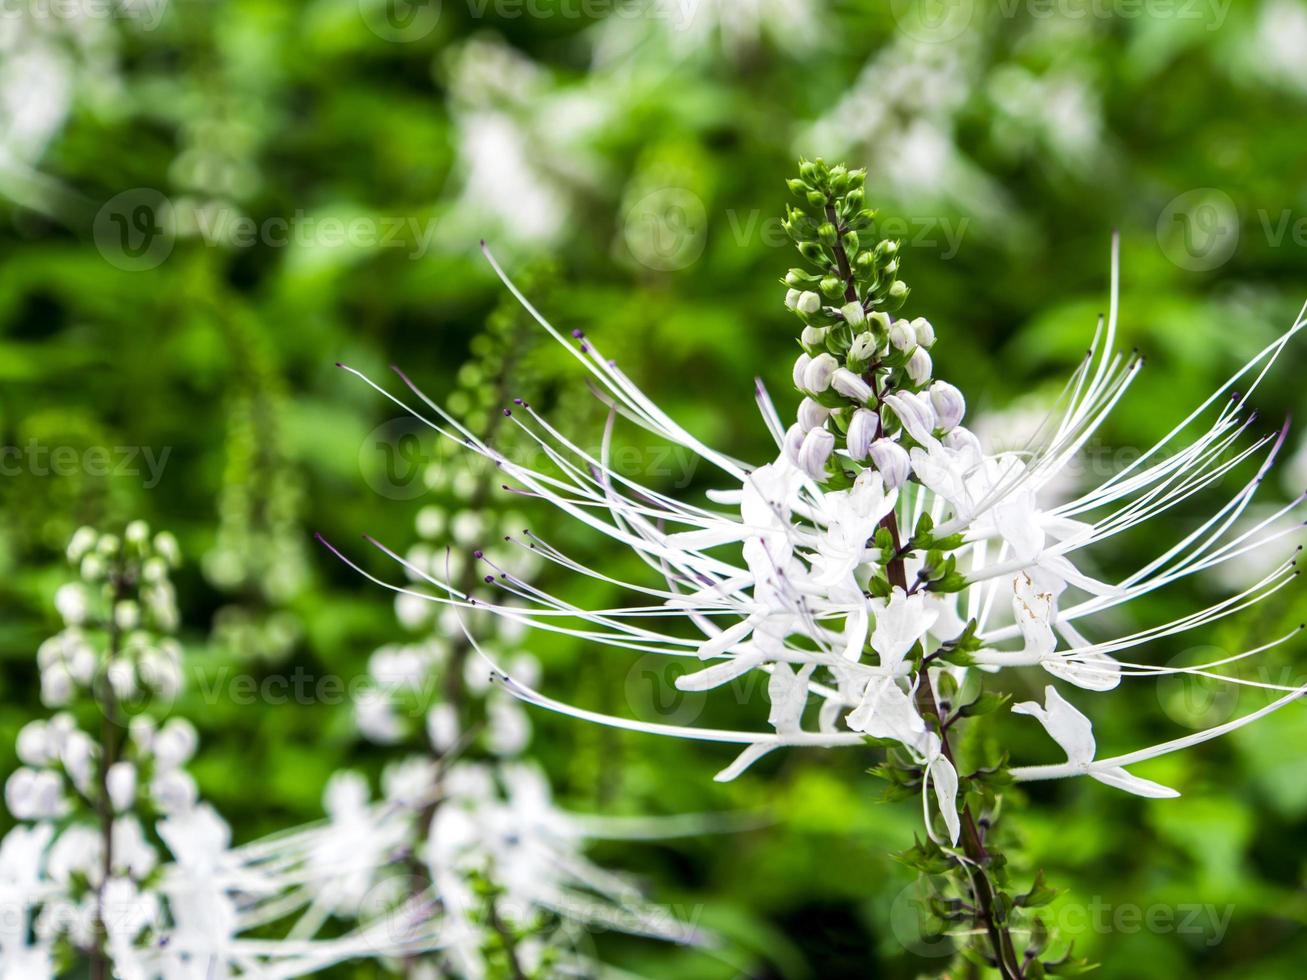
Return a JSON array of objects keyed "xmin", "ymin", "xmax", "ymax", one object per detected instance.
[
  {"xmin": 1013, "ymin": 687, "xmax": 1177, "ymax": 798},
  {"xmin": 328, "ymin": 242, "xmax": 1307, "ymax": 837},
  {"xmin": 795, "ymin": 290, "xmax": 821, "ymax": 315}
]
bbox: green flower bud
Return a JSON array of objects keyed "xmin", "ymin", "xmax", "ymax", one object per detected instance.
[
  {"xmin": 842, "ymin": 231, "xmax": 860, "ymax": 254},
  {"xmin": 886, "ymin": 280, "xmax": 909, "ymax": 308},
  {"xmin": 875, "ymin": 239, "xmax": 899, "ymax": 260},
  {"xmin": 819, "ymin": 276, "xmax": 844, "ymax": 300},
  {"xmin": 797, "ymin": 241, "xmax": 825, "ymax": 263},
  {"xmin": 818, "ymin": 222, "xmax": 838, "ymax": 246},
  {"xmin": 787, "ymin": 178, "xmax": 812, "ymax": 197},
  {"xmin": 798, "ymin": 159, "xmax": 821, "ymax": 183},
  {"xmin": 840, "ymin": 301, "xmax": 866, "ymax": 327},
  {"xmin": 806, "ymin": 190, "xmax": 828, "ymax": 209},
  {"xmin": 845, "ymin": 188, "xmax": 864, "ymax": 211}
]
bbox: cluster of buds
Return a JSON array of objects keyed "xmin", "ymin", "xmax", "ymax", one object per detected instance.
[
  {"xmin": 44, "ymin": 522, "xmax": 183, "ymax": 710},
  {"xmin": 0, "ymin": 524, "xmax": 245, "ymax": 976},
  {"xmin": 780, "ymin": 159, "xmax": 967, "ymax": 489}
]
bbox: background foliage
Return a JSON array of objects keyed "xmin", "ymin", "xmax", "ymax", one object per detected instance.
[{"xmin": 2, "ymin": 0, "xmax": 1306, "ymax": 975}]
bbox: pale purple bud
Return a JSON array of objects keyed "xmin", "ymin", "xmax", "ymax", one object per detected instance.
[
  {"xmin": 831, "ymin": 367, "xmax": 873, "ymax": 404},
  {"xmin": 798, "ymin": 427, "xmax": 836, "ymax": 480},
  {"xmin": 888, "ymin": 319, "xmax": 916, "ymax": 351},
  {"xmin": 792, "ymin": 353, "xmax": 811, "ymax": 389},
  {"xmin": 905, "ymin": 347, "xmax": 933, "ymax": 385},
  {"xmin": 782, "ymin": 423, "xmax": 805, "ymax": 467},
  {"xmin": 929, "ymin": 380, "xmax": 966, "ymax": 431},
  {"xmin": 846, "ymin": 408, "xmax": 878, "ymax": 461},
  {"xmin": 803, "ymin": 353, "xmax": 839, "ymax": 393},
  {"xmin": 797, "ymin": 397, "xmax": 830, "ymax": 431},
  {"xmin": 884, "ymin": 391, "xmax": 937, "ymax": 445},
  {"xmin": 912, "ymin": 317, "xmax": 936, "ymax": 348},
  {"xmin": 869, "ymin": 438, "xmax": 911, "ymax": 490}
]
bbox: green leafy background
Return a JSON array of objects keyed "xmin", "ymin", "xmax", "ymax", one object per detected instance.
[{"xmin": 1, "ymin": 0, "xmax": 1305, "ymax": 976}]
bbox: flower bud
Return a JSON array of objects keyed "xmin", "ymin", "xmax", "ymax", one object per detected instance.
[
  {"xmin": 797, "ymin": 398, "xmax": 830, "ymax": 432},
  {"xmin": 54, "ymin": 583, "xmax": 87, "ymax": 626},
  {"xmin": 153, "ymin": 718, "xmax": 198, "ymax": 769},
  {"xmin": 792, "ymin": 353, "xmax": 812, "ymax": 390},
  {"xmin": 840, "ymin": 301, "xmax": 865, "ymax": 327},
  {"xmin": 929, "ymin": 381, "xmax": 966, "ymax": 431},
  {"xmin": 782, "ymin": 424, "xmax": 805, "ymax": 468},
  {"xmin": 124, "ymin": 520, "xmax": 149, "ymax": 546},
  {"xmin": 798, "ymin": 428, "xmax": 835, "ymax": 480},
  {"xmin": 114, "ymin": 600, "xmax": 140, "ymax": 631},
  {"xmin": 906, "ymin": 347, "xmax": 933, "ymax": 386},
  {"xmin": 846, "ymin": 408, "xmax": 878, "ymax": 461},
  {"xmin": 785, "ymin": 288, "xmax": 802, "ymax": 311},
  {"xmin": 912, "ymin": 317, "xmax": 936, "ymax": 348},
  {"xmin": 150, "ymin": 770, "xmax": 197, "ymax": 814},
  {"xmin": 869, "ymin": 439, "xmax": 911, "ymax": 490},
  {"xmin": 849, "ymin": 332, "xmax": 877, "ymax": 363},
  {"xmin": 153, "ymin": 531, "xmax": 180, "ymax": 566},
  {"xmin": 887, "ymin": 280, "xmax": 909, "ymax": 305},
  {"xmin": 106, "ymin": 762, "xmax": 136, "ymax": 813},
  {"xmin": 800, "ymin": 325, "xmax": 829, "ymax": 348},
  {"xmin": 888, "ymin": 319, "xmax": 916, "ymax": 351},
  {"xmin": 67, "ymin": 526, "xmax": 97, "ymax": 563},
  {"xmin": 796, "ymin": 291, "xmax": 821, "ymax": 316},
  {"xmin": 803, "ymin": 353, "xmax": 839, "ymax": 393},
  {"xmin": 16, "ymin": 722, "xmax": 51, "ymax": 767},
  {"xmin": 831, "ymin": 368, "xmax": 873, "ymax": 405}
]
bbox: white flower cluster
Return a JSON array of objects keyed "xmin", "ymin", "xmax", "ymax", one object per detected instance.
[
  {"xmin": 1, "ymin": 525, "xmax": 365, "ymax": 979},
  {"xmin": 335, "ymin": 240, "xmax": 1306, "ymax": 851},
  {"xmin": 293, "ymin": 460, "xmax": 698, "ymax": 976}
]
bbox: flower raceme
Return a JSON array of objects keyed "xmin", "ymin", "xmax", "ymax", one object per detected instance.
[{"xmin": 330, "ymin": 163, "xmax": 1307, "ymax": 852}]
